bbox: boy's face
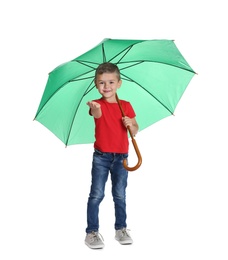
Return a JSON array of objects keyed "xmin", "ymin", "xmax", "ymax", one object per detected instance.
[{"xmin": 95, "ymin": 72, "xmax": 122, "ymax": 101}]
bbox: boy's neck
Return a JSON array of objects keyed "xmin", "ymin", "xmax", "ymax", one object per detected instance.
[{"xmin": 101, "ymin": 96, "xmax": 117, "ymax": 103}]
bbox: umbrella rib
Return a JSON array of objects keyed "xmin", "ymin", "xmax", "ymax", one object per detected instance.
[
  {"xmin": 65, "ymin": 79, "xmax": 95, "ymax": 146},
  {"xmin": 119, "ymin": 61, "xmax": 144, "ymax": 70},
  {"xmin": 102, "ymin": 40, "xmax": 140, "ymax": 64},
  {"xmin": 102, "ymin": 43, "xmax": 106, "ymax": 62},
  {"xmin": 34, "ymin": 80, "xmax": 72, "ymax": 119},
  {"xmin": 35, "ymin": 67, "xmax": 97, "ymax": 119},
  {"xmin": 75, "ymin": 60, "xmax": 99, "ymax": 69},
  {"xmin": 69, "ymin": 75, "xmax": 94, "ymax": 82},
  {"xmin": 101, "ymin": 39, "xmax": 195, "ymax": 74},
  {"xmin": 120, "ymin": 72, "xmax": 174, "ymax": 115},
  {"xmin": 35, "ymin": 75, "xmax": 95, "ymax": 146},
  {"xmin": 119, "ymin": 60, "xmax": 195, "ymax": 74},
  {"xmin": 108, "ymin": 45, "xmax": 134, "ymax": 64}
]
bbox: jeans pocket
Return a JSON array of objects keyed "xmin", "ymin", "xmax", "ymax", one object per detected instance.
[
  {"xmin": 122, "ymin": 153, "xmax": 128, "ymax": 160},
  {"xmin": 94, "ymin": 149, "xmax": 103, "ymax": 156}
]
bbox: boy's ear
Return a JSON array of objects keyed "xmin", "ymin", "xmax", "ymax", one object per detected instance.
[
  {"xmin": 118, "ymin": 79, "xmax": 122, "ymax": 88},
  {"xmin": 94, "ymin": 80, "xmax": 98, "ymax": 88}
]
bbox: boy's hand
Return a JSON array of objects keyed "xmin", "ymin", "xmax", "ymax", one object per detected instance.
[
  {"xmin": 122, "ymin": 116, "xmax": 139, "ymax": 136},
  {"xmin": 87, "ymin": 101, "xmax": 102, "ymax": 118},
  {"xmin": 122, "ymin": 116, "xmax": 133, "ymax": 128},
  {"xmin": 87, "ymin": 101, "xmax": 101, "ymax": 109}
]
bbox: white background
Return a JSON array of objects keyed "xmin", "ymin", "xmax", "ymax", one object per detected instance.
[{"xmin": 1, "ymin": 0, "xmax": 227, "ymax": 259}]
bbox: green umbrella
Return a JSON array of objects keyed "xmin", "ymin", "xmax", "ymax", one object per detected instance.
[{"xmin": 34, "ymin": 38, "xmax": 196, "ymax": 170}]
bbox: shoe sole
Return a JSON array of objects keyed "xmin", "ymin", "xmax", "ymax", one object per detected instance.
[
  {"xmin": 85, "ymin": 241, "xmax": 105, "ymax": 249},
  {"xmin": 115, "ymin": 238, "xmax": 133, "ymax": 245}
]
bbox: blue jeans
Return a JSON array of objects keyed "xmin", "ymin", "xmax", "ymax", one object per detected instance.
[{"xmin": 86, "ymin": 149, "xmax": 129, "ymax": 233}]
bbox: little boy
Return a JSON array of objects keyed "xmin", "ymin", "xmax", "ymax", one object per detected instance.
[{"xmin": 85, "ymin": 62, "xmax": 138, "ymax": 249}]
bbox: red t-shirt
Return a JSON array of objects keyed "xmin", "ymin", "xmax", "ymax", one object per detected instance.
[{"xmin": 90, "ymin": 98, "xmax": 136, "ymax": 153}]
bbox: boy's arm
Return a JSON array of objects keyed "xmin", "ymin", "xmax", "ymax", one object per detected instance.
[{"xmin": 87, "ymin": 101, "xmax": 102, "ymax": 118}]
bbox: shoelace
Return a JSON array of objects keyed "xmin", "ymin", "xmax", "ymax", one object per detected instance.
[
  {"xmin": 91, "ymin": 231, "xmax": 104, "ymax": 241},
  {"xmin": 120, "ymin": 228, "xmax": 131, "ymax": 237}
]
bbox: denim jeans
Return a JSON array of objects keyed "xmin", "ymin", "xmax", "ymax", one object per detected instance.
[{"xmin": 86, "ymin": 149, "xmax": 129, "ymax": 233}]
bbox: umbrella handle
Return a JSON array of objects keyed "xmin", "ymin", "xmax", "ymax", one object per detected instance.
[
  {"xmin": 123, "ymin": 135, "xmax": 142, "ymax": 171},
  {"xmin": 116, "ymin": 94, "xmax": 142, "ymax": 171}
]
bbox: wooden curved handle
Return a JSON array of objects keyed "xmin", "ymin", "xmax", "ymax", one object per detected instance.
[{"xmin": 123, "ymin": 137, "xmax": 142, "ymax": 171}]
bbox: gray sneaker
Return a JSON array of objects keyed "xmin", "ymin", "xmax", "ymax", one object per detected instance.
[
  {"xmin": 85, "ymin": 231, "xmax": 104, "ymax": 249},
  {"xmin": 115, "ymin": 228, "xmax": 133, "ymax": 245}
]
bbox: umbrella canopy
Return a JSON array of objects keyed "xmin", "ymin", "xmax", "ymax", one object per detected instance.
[{"xmin": 34, "ymin": 38, "xmax": 196, "ymax": 146}]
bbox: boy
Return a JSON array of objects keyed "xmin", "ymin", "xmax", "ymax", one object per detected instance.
[{"xmin": 85, "ymin": 62, "xmax": 138, "ymax": 249}]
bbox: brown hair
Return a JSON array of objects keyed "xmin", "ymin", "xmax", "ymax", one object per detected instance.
[{"xmin": 95, "ymin": 62, "xmax": 121, "ymax": 82}]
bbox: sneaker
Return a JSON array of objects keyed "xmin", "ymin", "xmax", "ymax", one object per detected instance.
[
  {"xmin": 85, "ymin": 231, "xmax": 104, "ymax": 249},
  {"xmin": 115, "ymin": 228, "xmax": 133, "ymax": 245}
]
